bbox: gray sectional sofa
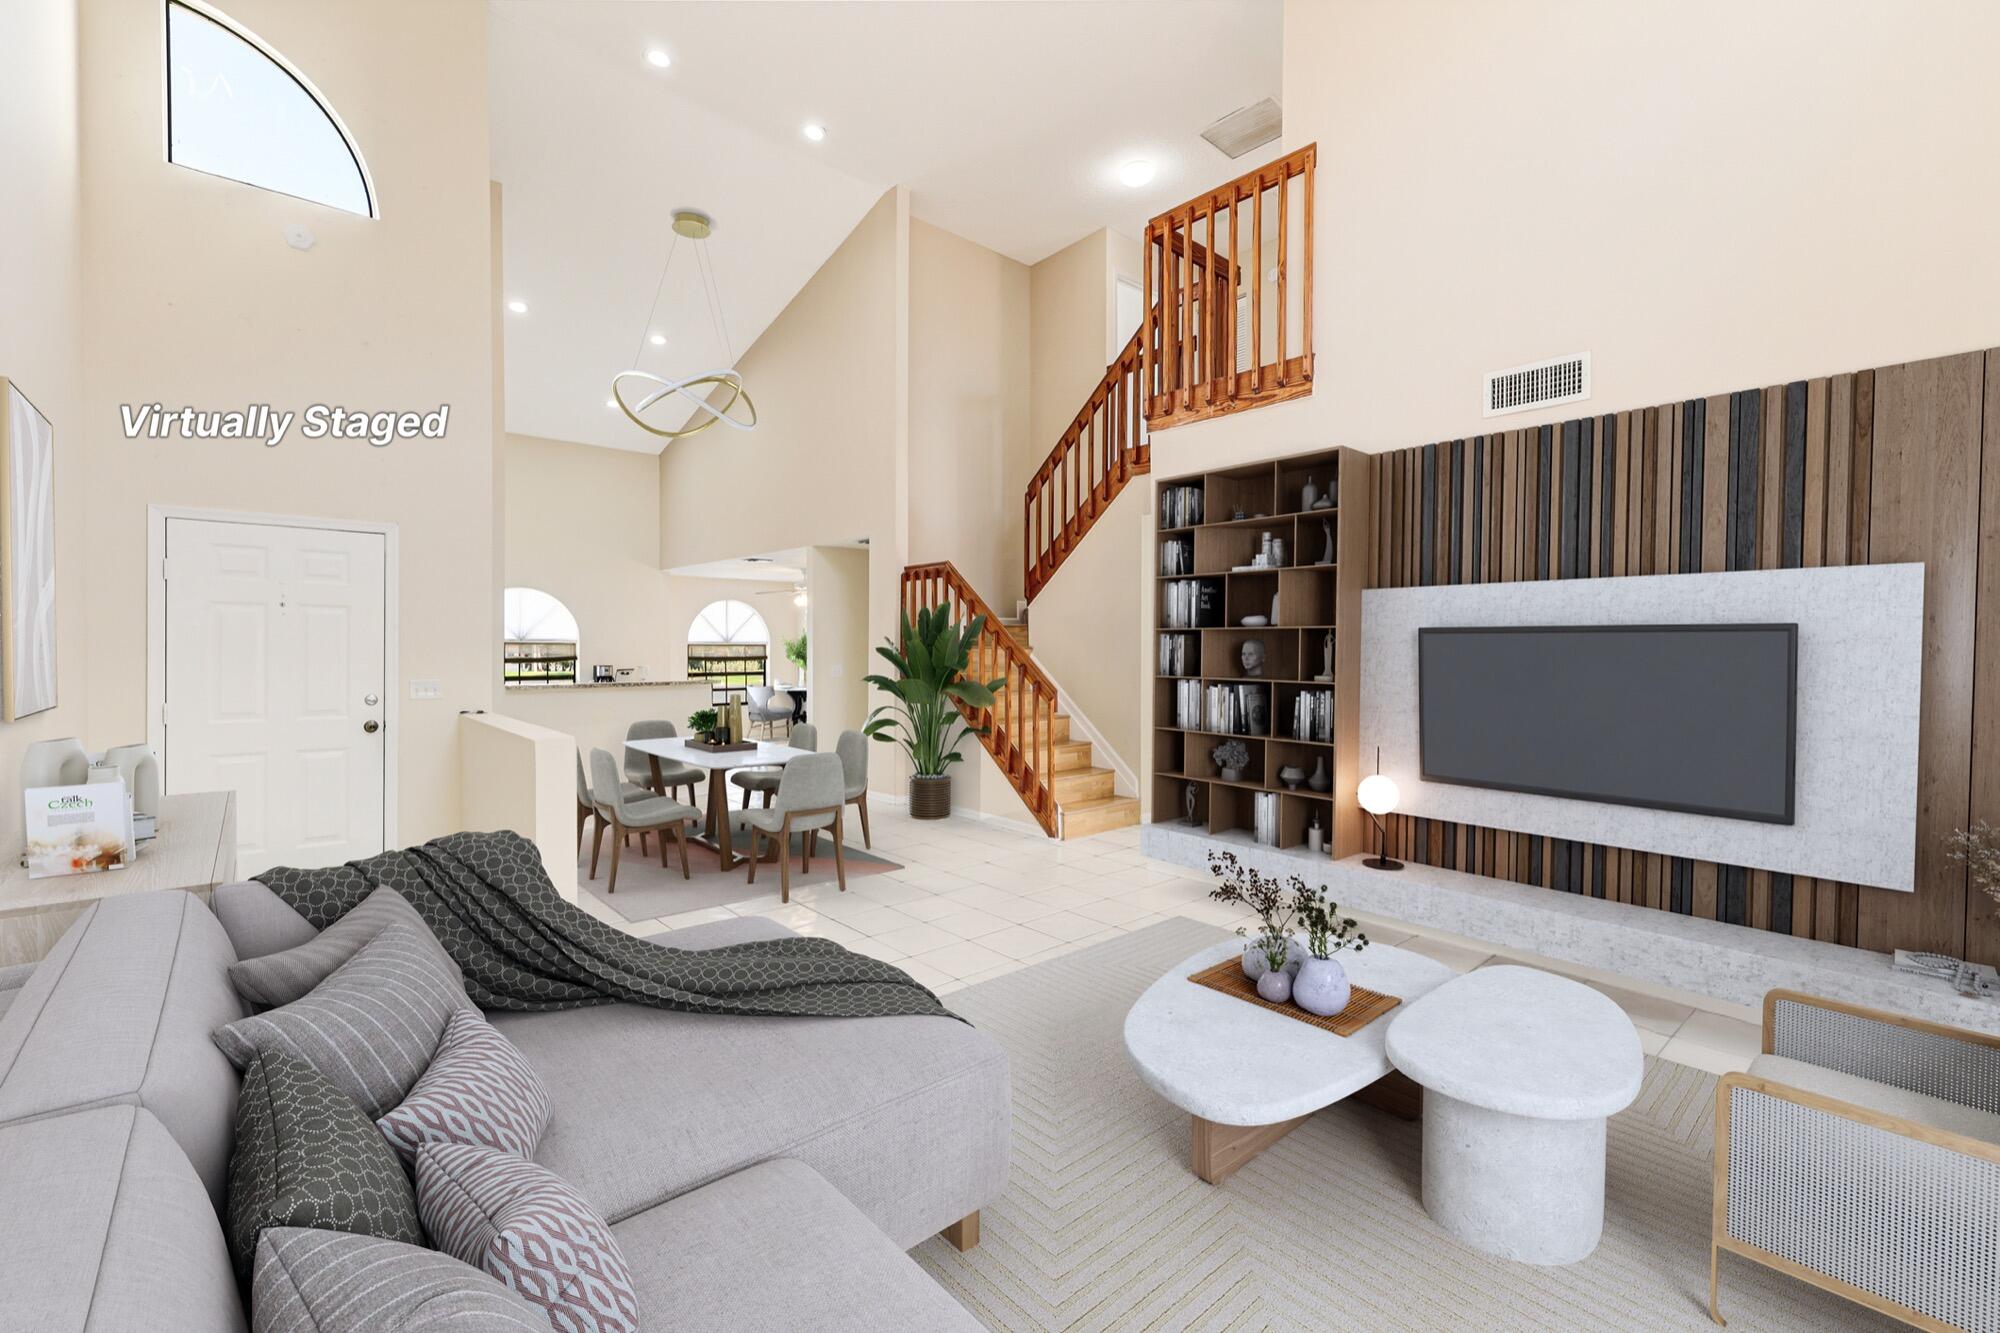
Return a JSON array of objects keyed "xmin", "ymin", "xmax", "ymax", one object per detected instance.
[{"xmin": 0, "ymin": 886, "xmax": 1008, "ymax": 1330}]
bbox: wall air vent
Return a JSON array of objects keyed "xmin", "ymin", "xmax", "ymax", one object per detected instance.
[
  {"xmin": 1200, "ymin": 98, "xmax": 1282, "ymax": 160},
  {"xmin": 1483, "ymin": 353, "xmax": 1592, "ymax": 418}
]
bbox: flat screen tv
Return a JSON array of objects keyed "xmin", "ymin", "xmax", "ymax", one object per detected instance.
[{"xmin": 1418, "ymin": 624, "xmax": 1797, "ymax": 824}]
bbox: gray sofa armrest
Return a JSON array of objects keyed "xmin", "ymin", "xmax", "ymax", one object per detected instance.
[
  {"xmin": 1765, "ymin": 989, "xmax": 2000, "ymax": 1114},
  {"xmin": 209, "ymin": 880, "xmax": 319, "ymax": 960}
]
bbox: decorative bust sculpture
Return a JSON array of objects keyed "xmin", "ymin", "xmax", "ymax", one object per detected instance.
[{"xmin": 1239, "ymin": 638, "xmax": 1266, "ymax": 678}]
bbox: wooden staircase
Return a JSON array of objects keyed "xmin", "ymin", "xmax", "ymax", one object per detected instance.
[{"xmin": 900, "ymin": 563, "xmax": 1136, "ymax": 840}]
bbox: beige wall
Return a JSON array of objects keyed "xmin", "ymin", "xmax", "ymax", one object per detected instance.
[
  {"xmin": 908, "ymin": 220, "xmax": 1030, "ymax": 608},
  {"xmin": 491, "ymin": 682, "xmax": 709, "ymax": 781},
  {"xmin": 804, "ymin": 545, "xmax": 870, "ymax": 753},
  {"xmin": 0, "ymin": 0, "xmax": 91, "ymax": 788},
  {"xmin": 76, "ymin": 0, "xmax": 496, "ymax": 845},
  {"xmin": 458, "ymin": 712, "xmax": 575, "ymax": 899}
]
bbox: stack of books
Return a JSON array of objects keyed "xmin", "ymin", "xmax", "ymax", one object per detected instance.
[
  {"xmin": 1162, "ymin": 579, "xmax": 1220, "ymax": 629},
  {"xmin": 1252, "ymin": 792, "xmax": 1278, "ymax": 846},
  {"xmin": 1205, "ymin": 682, "xmax": 1270, "ymax": 736},
  {"xmin": 1158, "ymin": 632, "xmax": 1194, "ymax": 677},
  {"xmin": 1173, "ymin": 679, "xmax": 1204, "ymax": 729},
  {"xmin": 1159, "ymin": 535, "xmax": 1193, "ymax": 576},
  {"xmin": 1161, "ymin": 484, "xmax": 1205, "ymax": 529},
  {"xmin": 1291, "ymin": 689, "xmax": 1334, "ymax": 742}
]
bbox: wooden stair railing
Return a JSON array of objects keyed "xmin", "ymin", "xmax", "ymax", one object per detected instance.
[
  {"xmin": 1143, "ymin": 143, "xmax": 1316, "ymax": 430},
  {"xmin": 1023, "ymin": 327, "xmax": 1150, "ymax": 600},
  {"xmin": 901, "ymin": 562, "xmax": 1059, "ymax": 836}
]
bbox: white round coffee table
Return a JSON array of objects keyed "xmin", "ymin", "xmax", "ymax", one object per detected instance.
[
  {"xmin": 1123, "ymin": 939, "xmax": 1456, "ymax": 1184},
  {"xmin": 1385, "ymin": 965, "xmax": 1643, "ymax": 1265}
]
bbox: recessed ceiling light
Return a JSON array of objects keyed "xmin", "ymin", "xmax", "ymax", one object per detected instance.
[
  {"xmin": 648, "ymin": 332, "xmax": 666, "ymax": 346},
  {"xmin": 605, "ymin": 396, "xmax": 617, "ymax": 408},
  {"xmin": 802, "ymin": 122, "xmax": 826, "ymax": 143},
  {"xmin": 506, "ymin": 299, "xmax": 528, "ymax": 314},
  {"xmin": 644, "ymin": 48, "xmax": 671, "ymax": 69},
  {"xmin": 1118, "ymin": 159, "xmax": 1156, "ymax": 188}
]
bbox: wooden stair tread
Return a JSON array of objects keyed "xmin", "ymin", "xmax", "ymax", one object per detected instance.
[{"xmin": 1058, "ymin": 794, "xmax": 1140, "ymax": 840}]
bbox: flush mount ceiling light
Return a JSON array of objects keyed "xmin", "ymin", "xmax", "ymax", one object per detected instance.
[
  {"xmin": 611, "ymin": 207, "xmax": 758, "ymax": 443},
  {"xmin": 506, "ymin": 299, "xmax": 528, "ymax": 314},
  {"xmin": 802, "ymin": 122, "xmax": 826, "ymax": 142},
  {"xmin": 644, "ymin": 48, "xmax": 671, "ymax": 68},
  {"xmin": 648, "ymin": 332, "xmax": 666, "ymax": 346},
  {"xmin": 1118, "ymin": 158, "xmax": 1156, "ymax": 188}
]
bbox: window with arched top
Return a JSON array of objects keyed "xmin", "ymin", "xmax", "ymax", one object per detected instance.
[
  {"xmin": 165, "ymin": 0, "xmax": 377, "ymax": 218},
  {"xmin": 502, "ymin": 587, "xmax": 579, "ymax": 684},
  {"xmin": 686, "ymin": 600, "xmax": 769, "ymax": 688}
]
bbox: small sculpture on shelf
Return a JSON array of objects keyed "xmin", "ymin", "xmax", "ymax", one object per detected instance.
[
  {"xmin": 1315, "ymin": 630, "xmax": 1334, "ymax": 683},
  {"xmin": 1300, "ymin": 474, "xmax": 1318, "ymax": 511},
  {"xmin": 1211, "ymin": 739, "xmax": 1250, "ymax": 783},
  {"xmin": 1307, "ymin": 754, "xmax": 1331, "ymax": 792},
  {"xmin": 1239, "ymin": 638, "xmax": 1267, "ymax": 678},
  {"xmin": 1183, "ymin": 781, "xmax": 1200, "ymax": 826},
  {"xmin": 1320, "ymin": 518, "xmax": 1335, "ymax": 565},
  {"xmin": 1277, "ymin": 765, "xmax": 1306, "ymax": 790}
]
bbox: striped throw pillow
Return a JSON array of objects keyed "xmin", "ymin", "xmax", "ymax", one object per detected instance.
[
  {"xmin": 417, "ymin": 1143, "xmax": 639, "ymax": 1333},
  {"xmin": 377, "ymin": 1008, "xmax": 552, "ymax": 1167},
  {"xmin": 253, "ymin": 1228, "xmax": 547, "ymax": 1332},
  {"xmin": 213, "ymin": 924, "xmax": 471, "ymax": 1120},
  {"xmin": 229, "ymin": 885, "xmax": 466, "ymax": 1010}
]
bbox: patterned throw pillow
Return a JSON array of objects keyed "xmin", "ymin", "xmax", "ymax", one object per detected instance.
[
  {"xmin": 227, "ymin": 1048, "xmax": 423, "ymax": 1285},
  {"xmin": 377, "ymin": 1008, "xmax": 553, "ymax": 1167},
  {"xmin": 417, "ymin": 1143, "xmax": 639, "ymax": 1333},
  {"xmin": 229, "ymin": 885, "xmax": 467, "ymax": 1010},
  {"xmin": 253, "ymin": 1228, "xmax": 548, "ymax": 1332},
  {"xmin": 213, "ymin": 924, "xmax": 471, "ymax": 1119}
]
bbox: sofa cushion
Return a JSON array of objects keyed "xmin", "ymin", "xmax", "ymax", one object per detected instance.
[
  {"xmin": 229, "ymin": 886, "xmax": 465, "ymax": 1010},
  {"xmin": 418, "ymin": 1142, "xmax": 640, "ymax": 1333},
  {"xmin": 252, "ymin": 1228, "xmax": 546, "ymax": 1332},
  {"xmin": 0, "ymin": 1105, "xmax": 245, "ymax": 1332},
  {"xmin": 1748, "ymin": 1053, "xmax": 2000, "ymax": 1146},
  {"xmin": 213, "ymin": 924, "xmax": 469, "ymax": 1119},
  {"xmin": 212, "ymin": 880, "xmax": 320, "ymax": 961},
  {"xmin": 0, "ymin": 891, "xmax": 245, "ymax": 1209},
  {"xmin": 612, "ymin": 1158, "xmax": 983, "ymax": 1332},
  {"xmin": 640, "ymin": 914, "xmax": 796, "ymax": 951},
  {"xmin": 490, "ymin": 999, "xmax": 1010, "ymax": 1247},
  {"xmin": 228, "ymin": 1047, "xmax": 423, "ymax": 1284},
  {"xmin": 377, "ymin": 1008, "xmax": 552, "ymax": 1168}
]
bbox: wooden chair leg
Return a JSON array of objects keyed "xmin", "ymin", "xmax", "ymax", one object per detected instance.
[
  {"xmin": 675, "ymin": 821, "xmax": 690, "ymax": 880},
  {"xmin": 832, "ymin": 809, "xmax": 848, "ymax": 893},
  {"xmin": 857, "ymin": 790, "xmax": 872, "ymax": 848},
  {"xmin": 943, "ymin": 1211, "xmax": 979, "ymax": 1252},
  {"xmin": 747, "ymin": 828, "xmax": 759, "ymax": 884},
  {"xmin": 779, "ymin": 817, "xmax": 793, "ymax": 904},
  {"xmin": 589, "ymin": 817, "xmax": 605, "ymax": 879},
  {"xmin": 576, "ymin": 802, "xmax": 588, "ymax": 852},
  {"xmin": 658, "ymin": 823, "xmax": 671, "ymax": 869},
  {"xmin": 607, "ymin": 821, "xmax": 624, "ymax": 894}
]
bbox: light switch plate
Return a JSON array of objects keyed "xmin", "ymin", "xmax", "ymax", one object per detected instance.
[{"xmin": 410, "ymin": 679, "xmax": 442, "ymax": 700}]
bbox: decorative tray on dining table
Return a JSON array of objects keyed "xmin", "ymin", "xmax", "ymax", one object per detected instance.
[{"xmin": 687, "ymin": 739, "xmax": 759, "ymax": 754}]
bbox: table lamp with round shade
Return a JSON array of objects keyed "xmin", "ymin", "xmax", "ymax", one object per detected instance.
[{"xmin": 1358, "ymin": 753, "xmax": 1402, "ymax": 871}]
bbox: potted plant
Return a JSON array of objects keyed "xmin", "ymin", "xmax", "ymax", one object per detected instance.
[
  {"xmin": 687, "ymin": 707, "xmax": 719, "ymax": 744},
  {"xmin": 863, "ymin": 605, "xmax": 1005, "ymax": 820},
  {"xmin": 1206, "ymin": 850, "xmax": 1303, "ymax": 988},
  {"xmin": 1211, "ymin": 739, "xmax": 1250, "ymax": 782},
  {"xmin": 784, "ymin": 631, "xmax": 808, "ymax": 679},
  {"xmin": 1290, "ymin": 884, "xmax": 1370, "ymax": 1016}
]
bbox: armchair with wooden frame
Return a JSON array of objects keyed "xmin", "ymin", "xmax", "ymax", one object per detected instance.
[{"xmin": 1709, "ymin": 989, "xmax": 2000, "ymax": 1332}]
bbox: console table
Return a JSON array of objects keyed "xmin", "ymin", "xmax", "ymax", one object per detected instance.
[{"xmin": 0, "ymin": 790, "xmax": 237, "ymax": 966}]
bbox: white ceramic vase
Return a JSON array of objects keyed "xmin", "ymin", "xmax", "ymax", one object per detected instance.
[{"xmin": 1293, "ymin": 956, "xmax": 1352, "ymax": 1016}]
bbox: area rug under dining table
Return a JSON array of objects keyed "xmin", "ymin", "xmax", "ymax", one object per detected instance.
[
  {"xmin": 911, "ymin": 916, "xmax": 1901, "ymax": 1332},
  {"xmin": 577, "ymin": 832, "xmax": 902, "ymax": 921}
]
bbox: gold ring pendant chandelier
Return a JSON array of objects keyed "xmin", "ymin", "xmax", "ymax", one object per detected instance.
[{"xmin": 611, "ymin": 208, "xmax": 759, "ymax": 442}]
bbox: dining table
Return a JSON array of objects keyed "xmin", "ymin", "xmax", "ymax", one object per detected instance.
[{"xmin": 626, "ymin": 735, "xmax": 813, "ymax": 871}]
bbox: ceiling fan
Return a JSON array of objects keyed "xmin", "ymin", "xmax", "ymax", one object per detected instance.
[{"xmin": 755, "ymin": 583, "xmax": 808, "ymax": 608}]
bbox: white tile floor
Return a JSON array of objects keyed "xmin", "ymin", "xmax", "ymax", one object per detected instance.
[{"xmin": 581, "ymin": 804, "xmax": 1765, "ymax": 1075}]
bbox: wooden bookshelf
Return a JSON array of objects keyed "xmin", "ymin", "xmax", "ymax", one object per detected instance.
[{"xmin": 1153, "ymin": 448, "xmax": 1371, "ymax": 857}]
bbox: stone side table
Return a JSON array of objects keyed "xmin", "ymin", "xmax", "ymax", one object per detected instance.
[{"xmin": 1385, "ymin": 965, "xmax": 1642, "ymax": 1265}]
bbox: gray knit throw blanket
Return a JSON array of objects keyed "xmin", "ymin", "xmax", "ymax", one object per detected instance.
[{"xmin": 257, "ymin": 829, "xmax": 958, "ymax": 1022}]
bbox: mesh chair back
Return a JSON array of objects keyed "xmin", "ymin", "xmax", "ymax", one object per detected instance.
[{"xmin": 775, "ymin": 752, "xmax": 844, "ymax": 814}]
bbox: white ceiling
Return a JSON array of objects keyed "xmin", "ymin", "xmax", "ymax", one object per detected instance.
[
  {"xmin": 668, "ymin": 548, "xmax": 807, "ymax": 583},
  {"xmin": 490, "ymin": 0, "xmax": 1281, "ymax": 453}
]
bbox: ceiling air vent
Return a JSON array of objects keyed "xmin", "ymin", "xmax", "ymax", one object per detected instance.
[
  {"xmin": 1201, "ymin": 98, "xmax": 1282, "ymax": 160},
  {"xmin": 1483, "ymin": 353, "xmax": 1591, "ymax": 418}
]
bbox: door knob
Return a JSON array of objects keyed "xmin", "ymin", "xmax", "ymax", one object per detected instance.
[{"xmin": 363, "ymin": 720, "xmax": 381, "ymax": 734}]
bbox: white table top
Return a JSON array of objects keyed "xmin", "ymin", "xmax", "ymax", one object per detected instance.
[
  {"xmin": 1385, "ymin": 965, "xmax": 1643, "ymax": 1119},
  {"xmin": 1123, "ymin": 939, "xmax": 1457, "ymax": 1126},
  {"xmin": 626, "ymin": 737, "xmax": 813, "ymax": 773}
]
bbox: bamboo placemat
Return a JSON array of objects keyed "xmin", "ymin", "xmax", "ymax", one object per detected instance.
[{"xmin": 1187, "ymin": 956, "xmax": 1400, "ymax": 1037}]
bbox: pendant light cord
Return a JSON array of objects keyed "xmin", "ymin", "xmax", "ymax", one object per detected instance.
[{"xmin": 629, "ymin": 233, "xmax": 680, "ymax": 370}]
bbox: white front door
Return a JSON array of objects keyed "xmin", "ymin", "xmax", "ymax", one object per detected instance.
[{"xmin": 163, "ymin": 517, "xmax": 388, "ymax": 876}]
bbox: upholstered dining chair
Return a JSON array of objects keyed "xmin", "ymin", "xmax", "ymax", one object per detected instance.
[
  {"xmin": 730, "ymin": 723, "xmax": 816, "ymax": 808},
  {"xmin": 577, "ymin": 749, "xmax": 653, "ymax": 853},
  {"xmin": 746, "ymin": 685, "xmax": 791, "ymax": 738},
  {"xmin": 836, "ymin": 729, "xmax": 872, "ymax": 848},
  {"xmin": 742, "ymin": 752, "xmax": 847, "ymax": 903},
  {"xmin": 624, "ymin": 719, "xmax": 699, "ymax": 803},
  {"xmin": 587, "ymin": 749, "xmax": 701, "ymax": 893}
]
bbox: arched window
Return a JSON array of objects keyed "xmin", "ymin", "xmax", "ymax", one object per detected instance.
[
  {"xmin": 165, "ymin": 0, "xmax": 376, "ymax": 218},
  {"xmin": 686, "ymin": 600, "xmax": 769, "ymax": 688},
  {"xmin": 502, "ymin": 587, "xmax": 579, "ymax": 684}
]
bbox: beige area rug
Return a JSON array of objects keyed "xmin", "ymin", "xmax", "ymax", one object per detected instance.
[{"xmin": 913, "ymin": 917, "xmax": 1895, "ymax": 1332}]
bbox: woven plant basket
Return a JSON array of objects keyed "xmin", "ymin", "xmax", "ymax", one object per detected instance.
[{"xmin": 909, "ymin": 774, "xmax": 953, "ymax": 820}]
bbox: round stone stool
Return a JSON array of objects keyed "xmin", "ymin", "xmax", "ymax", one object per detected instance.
[{"xmin": 1385, "ymin": 965, "xmax": 1642, "ymax": 1265}]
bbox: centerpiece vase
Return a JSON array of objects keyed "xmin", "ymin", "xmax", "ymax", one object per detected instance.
[
  {"xmin": 1293, "ymin": 957, "xmax": 1352, "ymax": 1016},
  {"xmin": 1241, "ymin": 934, "xmax": 1307, "ymax": 980}
]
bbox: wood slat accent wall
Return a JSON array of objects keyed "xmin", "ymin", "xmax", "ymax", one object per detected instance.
[{"xmin": 1368, "ymin": 348, "xmax": 1999, "ymax": 964}]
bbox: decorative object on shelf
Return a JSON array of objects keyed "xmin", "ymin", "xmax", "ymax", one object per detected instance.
[
  {"xmin": 1257, "ymin": 531, "xmax": 1275, "ymax": 567},
  {"xmin": 1206, "ymin": 849, "xmax": 1300, "ymax": 981},
  {"xmin": 1315, "ymin": 630, "xmax": 1334, "ymax": 682},
  {"xmin": 1, "ymin": 378, "xmax": 57, "ymax": 719},
  {"xmin": 610, "ymin": 208, "xmax": 759, "ymax": 442},
  {"xmin": 687, "ymin": 707, "xmax": 719, "ymax": 743},
  {"xmin": 20, "ymin": 737, "xmax": 88, "ymax": 790},
  {"xmin": 1277, "ymin": 765, "xmax": 1305, "ymax": 791},
  {"xmin": 1358, "ymin": 746, "xmax": 1402, "ymax": 870},
  {"xmin": 1238, "ymin": 638, "xmax": 1266, "ymax": 678},
  {"xmin": 1945, "ymin": 821, "xmax": 2000, "ymax": 919},
  {"xmin": 864, "ymin": 603, "xmax": 1006, "ymax": 821},
  {"xmin": 1307, "ymin": 754, "xmax": 1331, "ymax": 793},
  {"xmin": 102, "ymin": 742, "xmax": 161, "ymax": 843},
  {"xmin": 1231, "ymin": 507, "xmax": 1247, "ymax": 522},
  {"xmin": 1270, "ymin": 591, "xmax": 1280, "ymax": 624},
  {"xmin": 1252, "ymin": 791, "xmax": 1278, "ymax": 846},
  {"xmin": 1306, "ymin": 810, "xmax": 1325, "ymax": 854},
  {"xmin": 1290, "ymin": 883, "xmax": 1369, "ymax": 1016},
  {"xmin": 1320, "ymin": 518, "xmax": 1335, "ymax": 564},
  {"xmin": 1211, "ymin": 739, "xmax": 1250, "ymax": 783},
  {"xmin": 1300, "ymin": 475, "xmax": 1318, "ymax": 511},
  {"xmin": 1183, "ymin": 781, "xmax": 1200, "ymax": 826},
  {"xmin": 23, "ymin": 780, "xmax": 133, "ymax": 877},
  {"xmin": 1238, "ymin": 615, "xmax": 1268, "ymax": 627}
]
